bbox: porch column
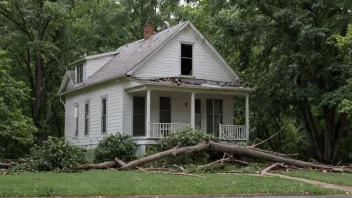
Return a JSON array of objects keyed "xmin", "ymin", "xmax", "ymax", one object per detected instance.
[
  {"xmin": 245, "ymin": 94, "xmax": 249, "ymax": 140},
  {"xmin": 191, "ymin": 92, "xmax": 195, "ymax": 129},
  {"xmin": 146, "ymin": 90, "xmax": 151, "ymax": 137}
]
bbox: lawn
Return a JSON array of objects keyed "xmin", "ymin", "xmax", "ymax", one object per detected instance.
[
  {"xmin": 287, "ymin": 170, "xmax": 352, "ymax": 186},
  {"xmin": 0, "ymin": 170, "xmax": 341, "ymax": 197}
]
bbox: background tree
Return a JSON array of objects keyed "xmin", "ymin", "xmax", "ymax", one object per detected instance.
[
  {"xmin": 203, "ymin": 0, "xmax": 352, "ymax": 163},
  {"xmin": 0, "ymin": 50, "xmax": 36, "ymax": 158}
]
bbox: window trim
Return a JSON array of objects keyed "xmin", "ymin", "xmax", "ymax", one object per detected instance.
[
  {"xmin": 76, "ymin": 64, "xmax": 84, "ymax": 85},
  {"xmin": 84, "ymin": 100, "xmax": 90, "ymax": 136},
  {"xmin": 74, "ymin": 103, "xmax": 79, "ymax": 136},
  {"xmin": 101, "ymin": 95, "xmax": 108, "ymax": 134},
  {"xmin": 180, "ymin": 42, "xmax": 194, "ymax": 76}
]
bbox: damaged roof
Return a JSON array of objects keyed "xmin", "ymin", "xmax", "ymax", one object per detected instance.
[
  {"xmin": 61, "ymin": 21, "xmax": 188, "ymax": 94},
  {"xmin": 130, "ymin": 77, "xmax": 252, "ymax": 92}
]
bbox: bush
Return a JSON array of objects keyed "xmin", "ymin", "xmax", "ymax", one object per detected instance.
[
  {"xmin": 14, "ymin": 136, "xmax": 87, "ymax": 172},
  {"xmin": 93, "ymin": 133, "xmax": 136, "ymax": 163},
  {"xmin": 157, "ymin": 128, "xmax": 219, "ymax": 165}
]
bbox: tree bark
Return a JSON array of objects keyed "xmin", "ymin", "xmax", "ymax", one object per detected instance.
[{"xmin": 119, "ymin": 142, "xmax": 209, "ymax": 170}]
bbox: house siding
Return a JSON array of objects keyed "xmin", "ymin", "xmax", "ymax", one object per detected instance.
[
  {"xmin": 86, "ymin": 55, "xmax": 115, "ymax": 79},
  {"xmin": 122, "ymin": 90, "xmax": 133, "ymax": 136},
  {"xmin": 65, "ymin": 80, "xmax": 122, "ymax": 147},
  {"xmin": 133, "ymin": 28, "xmax": 236, "ymax": 82}
]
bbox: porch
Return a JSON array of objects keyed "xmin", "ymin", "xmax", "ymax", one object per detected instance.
[{"xmin": 125, "ymin": 77, "xmax": 251, "ymax": 141}]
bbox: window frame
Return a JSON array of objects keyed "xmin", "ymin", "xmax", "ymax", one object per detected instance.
[
  {"xmin": 84, "ymin": 100, "xmax": 90, "ymax": 136},
  {"xmin": 101, "ymin": 95, "xmax": 108, "ymax": 134},
  {"xmin": 180, "ymin": 42, "xmax": 194, "ymax": 76},
  {"xmin": 76, "ymin": 64, "xmax": 84, "ymax": 85}
]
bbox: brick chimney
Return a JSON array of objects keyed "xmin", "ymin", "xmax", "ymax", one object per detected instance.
[{"xmin": 144, "ymin": 23, "xmax": 154, "ymax": 40}]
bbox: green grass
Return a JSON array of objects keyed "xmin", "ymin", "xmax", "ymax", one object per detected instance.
[
  {"xmin": 0, "ymin": 170, "xmax": 341, "ymax": 197},
  {"xmin": 287, "ymin": 170, "xmax": 352, "ymax": 186}
]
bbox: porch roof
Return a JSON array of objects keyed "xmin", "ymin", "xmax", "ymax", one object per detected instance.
[{"xmin": 126, "ymin": 77, "xmax": 254, "ymax": 95}]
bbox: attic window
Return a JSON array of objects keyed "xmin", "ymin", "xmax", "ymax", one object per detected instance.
[
  {"xmin": 76, "ymin": 64, "xmax": 83, "ymax": 84},
  {"xmin": 181, "ymin": 44, "xmax": 193, "ymax": 75}
]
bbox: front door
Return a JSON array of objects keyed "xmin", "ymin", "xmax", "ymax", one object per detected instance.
[
  {"xmin": 160, "ymin": 97, "xmax": 171, "ymax": 135},
  {"xmin": 133, "ymin": 96, "xmax": 145, "ymax": 136},
  {"xmin": 206, "ymin": 99, "xmax": 223, "ymax": 137}
]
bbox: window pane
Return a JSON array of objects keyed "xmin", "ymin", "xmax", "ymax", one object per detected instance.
[
  {"xmin": 133, "ymin": 115, "xmax": 145, "ymax": 136},
  {"xmin": 160, "ymin": 111, "xmax": 171, "ymax": 123},
  {"xmin": 207, "ymin": 115, "xmax": 213, "ymax": 134},
  {"xmin": 195, "ymin": 99, "xmax": 201, "ymax": 113},
  {"xmin": 181, "ymin": 44, "xmax": 192, "ymax": 58},
  {"xmin": 85, "ymin": 103, "xmax": 89, "ymax": 135},
  {"xmin": 133, "ymin": 97, "xmax": 145, "ymax": 114},
  {"xmin": 102, "ymin": 99, "xmax": 107, "ymax": 115},
  {"xmin": 214, "ymin": 99, "xmax": 222, "ymax": 114},
  {"xmin": 102, "ymin": 115, "xmax": 106, "ymax": 133},
  {"xmin": 181, "ymin": 58, "xmax": 192, "ymax": 75},
  {"xmin": 206, "ymin": 99, "xmax": 213, "ymax": 114},
  {"xmin": 214, "ymin": 115, "xmax": 221, "ymax": 137},
  {"xmin": 160, "ymin": 97, "xmax": 170, "ymax": 111}
]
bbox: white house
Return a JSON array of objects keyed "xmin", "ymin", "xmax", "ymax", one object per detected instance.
[{"xmin": 58, "ymin": 21, "xmax": 253, "ymax": 154}]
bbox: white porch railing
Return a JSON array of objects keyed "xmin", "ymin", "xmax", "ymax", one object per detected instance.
[
  {"xmin": 150, "ymin": 123, "xmax": 192, "ymax": 138},
  {"xmin": 219, "ymin": 123, "xmax": 247, "ymax": 140}
]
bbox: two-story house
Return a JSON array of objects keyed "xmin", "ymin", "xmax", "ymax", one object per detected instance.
[{"xmin": 58, "ymin": 21, "xmax": 253, "ymax": 154}]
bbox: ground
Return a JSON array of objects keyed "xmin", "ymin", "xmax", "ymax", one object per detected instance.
[{"xmin": 0, "ymin": 170, "xmax": 343, "ymax": 197}]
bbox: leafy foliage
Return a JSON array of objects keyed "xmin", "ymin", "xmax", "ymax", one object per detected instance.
[
  {"xmin": 14, "ymin": 137, "xmax": 87, "ymax": 172},
  {"xmin": 0, "ymin": 51, "xmax": 36, "ymax": 158},
  {"xmin": 157, "ymin": 128, "xmax": 219, "ymax": 165},
  {"xmin": 93, "ymin": 133, "xmax": 136, "ymax": 163}
]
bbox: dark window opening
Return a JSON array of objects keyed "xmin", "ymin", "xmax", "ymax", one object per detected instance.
[
  {"xmin": 77, "ymin": 64, "xmax": 83, "ymax": 84},
  {"xmin": 101, "ymin": 98, "xmax": 107, "ymax": 134},
  {"xmin": 84, "ymin": 103, "xmax": 89, "ymax": 135},
  {"xmin": 181, "ymin": 44, "xmax": 192, "ymax": 75},
  {"xmin": 75, "ymin": 104, "xmax": 79, "ymax": 136},
  {"xmin": 160, "ymin": 97, "xmax": 171, "ymax": 123},
  {"xmin": 133, "ymin": 96, "xmax": 145, "ymax": 136},
  {"xmin": 195, "ymin": 99, "xmax": 201, "ymax": 129}
]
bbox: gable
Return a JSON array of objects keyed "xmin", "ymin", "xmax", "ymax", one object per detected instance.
[
  {"xmin": 132, "ymin": 25, "xmax": 238, "ymax": 83},
  {"xmin": 86, "ymin": 55, "xmax": 115, "ymax": 79}
]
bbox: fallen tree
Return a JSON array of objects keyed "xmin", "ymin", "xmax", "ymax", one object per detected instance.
[{"xmin": 79, "ymin": 141, "xmax": 344, "ymax": 171}]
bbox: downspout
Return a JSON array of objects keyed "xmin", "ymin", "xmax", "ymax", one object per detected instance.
[{"xmin": 59, "ymin": 94, "xmax": 65, "ymax": 107}]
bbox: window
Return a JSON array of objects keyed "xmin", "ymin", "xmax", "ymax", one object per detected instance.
[
  {"xmin": 133, "ymin": 96, "xmax": 145, "ymax": 136},
  {"xmin": 160, "ymin": 97, "xmax": 171, "ymax": 123},
  {"xmin": 195, "ymin": 99, "xmax": 201, "ymax": 129},
  {"xmin": 101, "ymin": 98, "xmax": 107, "ymax": 134},
  {"xmin": 84, "ymin": 102, "xmax": 89, "ymax": 135},
  {"xmin": 181, "ymin": 44, "xmax": 193, "ymax": 75},
  {"xmin": 206, "ymin": 99, "xmax": 223, "ymax": 137},
  {"xmin": 74, "ymin": 104, "xmax": 79, "ymax": 136},
  {"xmin": 76, "ymin": 64, "xmax": 83, "ymax": 84}
]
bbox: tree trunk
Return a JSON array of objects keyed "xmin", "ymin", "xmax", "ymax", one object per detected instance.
[
  {"xmin": 80, "ymin": 141, "xmax": 335, "ymax": 170},
  {"xmin": 119, "ymin": 142, "xmax": 209, "ymax": 170}
]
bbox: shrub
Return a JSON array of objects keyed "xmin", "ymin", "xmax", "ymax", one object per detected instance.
[
  {"xmin": 14, "ymin": 136, "xmax": 87, "ymax": 172},
  {"xmin": 93, "ymin": 133, "xmax": 136, "ymax": 163},
  {"xmin": 158, "ymin": 128, "xmax": 219, "ymax": 165}
]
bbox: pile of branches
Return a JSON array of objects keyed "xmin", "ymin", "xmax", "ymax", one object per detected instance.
[{"xmin": 78, "ymin": 140, "xmax": 352, "ymax": 174}]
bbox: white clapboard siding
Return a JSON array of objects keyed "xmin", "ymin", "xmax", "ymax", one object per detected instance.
[
  {"xmin": 86, "ymin": 55, "xmax": 115, "ymax": 79},
  {"xmin": 65, "ymin": 80, "xmax": 122, "ymax": 146},
  {"xmin": 223, "ymin": 95, "xmax": 234, "ymax": 125},
  {"xmin": 122, "ymin": 90, "xmax": 133, "ymax": 136},
  {"xmin": 133, "ymin": 28, "xmax": 236, "ymax": 83}
]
